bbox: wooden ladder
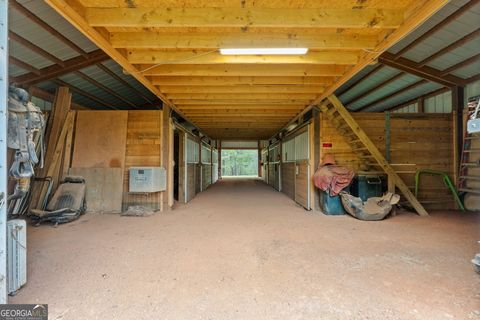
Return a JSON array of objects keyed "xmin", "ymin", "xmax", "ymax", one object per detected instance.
[{"xmin": 319, "ymin": 95, "xmax": 429, "ymax": 217}]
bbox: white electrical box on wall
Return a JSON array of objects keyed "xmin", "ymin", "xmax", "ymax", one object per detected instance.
[{"xmin": 129, "ymin": 167, "xmax": 166, "ymax": 193}]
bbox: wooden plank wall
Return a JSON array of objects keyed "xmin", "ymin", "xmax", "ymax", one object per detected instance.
[
  {"xmin": 122, "ymin": 111, "xmax": 163, "ymax": 210},
  {"xmin": 295, "ymin": 161, "xmax": 310, "ymax": 209},
  {"xmin": 320, "ymin": 113, "xmax": 454, "ymax": 209},
  {"xmin": 202, "ymin": 164, "xmax": 212, "ymax": 190},
  {"xmin": 186, "ymin": 164, "xmax": 196, "ymax": 202},
  {"xmin": 281, "ymin": 162, "xmax": 296, "ymax": 200}
]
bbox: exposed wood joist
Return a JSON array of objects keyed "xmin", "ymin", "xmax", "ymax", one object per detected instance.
[
  {"xmin": 74, "ymin": 70, "xmax": 138, "ymax": 108},
  {"xmin": 177, "ymin": 105, "xmax": 304, "ymax": 110},
  {"xmin": 378, "ymin": 52, "xmax": 467, "ymax": 87},
  {"xmin": 53, "ymin": 79, "xmax": 117, "ymax": 110},
  {"xmin": 138, "ymin": 64, "xmax": 347, "ymax": 77},
  {"xmin": 356, "ymin": 79, "xmax": 428, "ymax": 112},
  {"xmin": 150, "ymin": 76, "xmax": 335, "ymax": 86},
  {"xmin": 417, "ymin": 28, "xmax": 480, "ymax": 67},
  {"xmin": 111, "ymin": 32, "xmax": 378, "ymax": 50},
  {"xmin": 344, "ymin": 71, "xmax": 405, "ymax": 106},
  {"xmin": 160, "ymin": 85, "xmax": 325, "ymax": 94},
  {"xmin": 393, "ymin": 0, "xmax": 479, "ymax": 59},
  {"xmin": 387, "ymin": 87, "xmax": 450, "ymax": 111},
  {"xmin": 166, "ymin": 93, "xmax": 317, "ymax": 100},
  {"xmin": 9, "ymin": 56, "xmax": 41, "ymax": 75},
  {"xmin": 10, "ymin": 0, "xmax": 88, "ymax": 58},
  {"xmin": 440, "ymin": 53, "xmax": 480, "ymax": 76},
  {"xmin": 87, "ymin": 8, "xmax": 404, "ymax": 28},
  {"xmin": 127, "ymin": 50, "xmax": 360, "ymax": 65},
  {"xmin": 9, "ymin": 31, "xmax": 65, "ymax": 67},
  {"xmin": 95, "ymin": 63, "xmax": 154, "ymax": 104},
  {"xmin": 172, "ymin": 99, "xmax": 312, "ymax": 105},
  {"xmin": 12, "ymin": 49, "xmax": 109, "ymax": 85}
]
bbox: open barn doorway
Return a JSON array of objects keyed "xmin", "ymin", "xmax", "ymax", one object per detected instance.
[{"xmin": 221, "ymin": 149, "xmax": 259, "ymax": 177}]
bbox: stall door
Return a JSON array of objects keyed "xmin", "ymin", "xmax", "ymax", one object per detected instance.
[{"xmin": 294, "ymin": 130, "xmax": 310, "ymax": 210}]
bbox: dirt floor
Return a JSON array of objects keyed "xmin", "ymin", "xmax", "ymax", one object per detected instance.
[{"xmin": 10, "ymin": 178, "xmax": 480, "ymax": 320}]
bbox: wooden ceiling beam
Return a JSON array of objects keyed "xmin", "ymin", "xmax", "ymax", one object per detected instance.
[
  {"xmin": 151, "ymin": 76, "xmax": 335, "ymax": 86},
  {"xmin": 378, "ymin": 52, "xmax": 467, "ymax": 87},
  {"xmin": 9, "ymin": 31, "xmax": 65, "ymax": 67},
  {"xmin": 177, "ymin": 105, "xmax": 304, "ymax": 110},
  {"xmin": 159, "ymin": 85, "xmax": 325, "ymax": 94},
  {"xmin": 393, "ymin": 0, "xmax": 480, "ymax": 59},
  {"xmin": 10, "ymin": 0, "xmax": 88, "ymax": 58},
  {"xmin": 173, "ymin": 99, "xmax": 311, "ymax": 105},
  {"xmin": 355, "ymin": 79, "xmax": 428, "ymax": 112},
  {"xmin": 128, "ymin": 50, "xmax": 360, "ymax": 65},
  {"xmin": 9, "ymin": 56, "xmax": 41, "ymax": 75},
  {"xmin": 87, "ymin": 7, "xmax": 404, "ymax": 28},
  {"xmin": 95, "ymin": 62, "xmax": 154, "ymax": 104},
  {"xmin": 111, "ymin": 32, "xmax": 378, "ymax": 50},
  {"xmin": 11, "ymin": 49, "xmax": 109, "ymax": 86},
  {"xmin": 74, "ymin": 70, "xmax": 139, "ymax": 108},
  {"xmin": 417, "ymin": 28, "xmax": 480, "ymax": 67},
  {"xmin": 167, "ymin": 93, "xmax": 316, "ymax": 100},
  {"xmin": 139, "ymin": 64, "xmax": 347, "ymax": 77}
]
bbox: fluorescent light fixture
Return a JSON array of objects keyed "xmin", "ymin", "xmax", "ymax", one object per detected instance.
[{"xmin": 219, "ymin": 48, "xmax": 308, "ymax": 55}]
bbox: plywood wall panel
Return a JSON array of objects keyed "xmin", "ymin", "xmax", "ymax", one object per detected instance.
[
  {"xmin": 282, "ymin": 162, "xmax": 295, "ymax": 200},
  {"xmin": 72, "ymin": 111, "xmax": 128, "ymax": 168}
]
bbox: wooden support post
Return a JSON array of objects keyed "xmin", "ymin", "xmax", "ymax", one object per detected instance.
[
  {"xmin": 418, "ymin": 97, "xmax": 425, "ymax": 113},
  {"xmin": 312, "ymin": 109, "xmax": 321, "ymax": 211},
  {"xmin": 327, "ymin": 95, "xmax": 429, "ymax": 216},
  {"xmin": 161, "ymin": 104, "xmax": 172, "ymax": 211},
  {"xmin": 258, "ymin": 140, "xmax": 261, "ymax": 177},
  {"xmin": 452, "ymin": 86, "xmax": 464, "ymax": 187},
  {"xmin": 218, "ymin": 140, "xmax": 222, "ymax": 179}
]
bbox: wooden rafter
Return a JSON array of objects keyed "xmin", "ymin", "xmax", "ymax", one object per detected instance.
[
  {"xmin": 127, "ymin": 50, "xmax": 360, "ymax": 65},
  {"xmin": 86, "ymin": 7, "xmax": 405, "ymax": 28},
  {"xmin": 378, "ymin": 52, "xmax": 467, "ymax": 87},
  {"xmin": 53, "ymin": 79, "xmax": 117, "ymax": 110},
  {"xmin": 11, "ymin": 49, "xmax": 108, "ymax": 85},
  {"xmin": 150, "ymin": 76, "xmax": 335, "ymax": 86},
  {"xmin": 113, "ymin": 33, "xmax": 378, "ymax": 50},
  {"xmin": 74, "ymin": 70, "xmax": 138, "ymax": 108},
  {"xmin": 9, "ymin": 31, "xmax": 65, "ymax": 67},
  {"xmin": 10, "ymin": 0, "xmax": 88, "ymax": 58},
  {"xmin": 356, "ymin": 79, "xmax": 429, "ymax": 112},
  {"xmin": 95, "ymin": 62, "xmax": 154, "ymax": 104},
  {"xmin": 393, "ymin": 0, "xmax": 479, "ymax": 59}
]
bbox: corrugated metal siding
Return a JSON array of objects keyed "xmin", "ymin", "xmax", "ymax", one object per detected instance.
[
  {"xmin": 424, "ymin": 90, "xmax": 452, "ymax": 113},
  {"xmin": 466, "ymin": 79, "xmax": 480, "ymax": 102},
  {"xmin": 393, "ymin": 103, "xmax": 418, "ymax": 113}
]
